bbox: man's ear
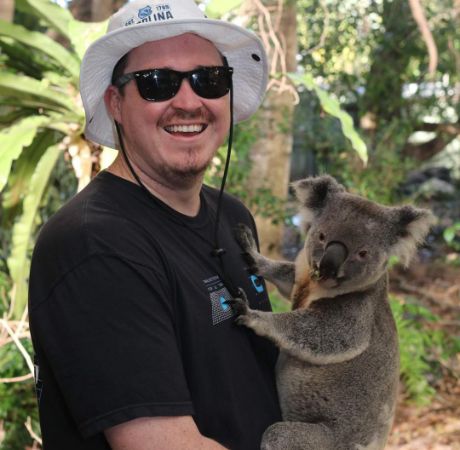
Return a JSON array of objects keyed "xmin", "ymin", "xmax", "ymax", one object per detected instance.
[{"xmin": 104, "ymin": 85, "xmax": 123, "ymax": 123}]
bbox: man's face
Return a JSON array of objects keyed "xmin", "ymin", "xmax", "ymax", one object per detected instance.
[{"xmin": 105, "ymin": 33, "xmax": 231, "ymax": 189}]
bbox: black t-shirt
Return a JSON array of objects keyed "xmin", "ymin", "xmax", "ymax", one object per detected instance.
[{"xmin": 29, "ymin": 171, "xmax": 281, "ymax": 449}]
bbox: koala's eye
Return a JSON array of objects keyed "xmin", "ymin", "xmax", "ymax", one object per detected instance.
[
  {"xmin": 319, "ymin": 232, "xmax": 326, "ymax": 242},
  {"xmin": 358, "ymin": 250, "xmax": 368, "ymax": 259}
]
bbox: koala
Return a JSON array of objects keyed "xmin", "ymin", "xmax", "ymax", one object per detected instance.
[{"xmin": 232, "ymin": 175, "xmax": 435, "ymax": 450}]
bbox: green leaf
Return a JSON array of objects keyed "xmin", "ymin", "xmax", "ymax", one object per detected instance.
[
  {"xmin": 0, "ymin": 97, "xmax": 63, "ymax": 111},
  {"xmin": 15, "ymin": 0, "xmax": 107, "ymax": 65},
  {"xmin": 205, "ymin": 0, "xmax": 243, "ymax": 18},
  {"xmin": 0, "ymin": 108, "xmax": 35, "ymax": 126},
  {"xmin": 7, "ymin": 144, "xmax": 61, "ymax": 319},
  {"xmin": 0, "ymin": 37, "xmax": 53, "ymax": 78},
  {"xmin": 15, "ymin": 0, "xmax": 74, "ymax": 41},
  {"xmin": 292, "ymin": 72, "xmax": 316, "ymax": 90},
  {"xmin": 444, "ymin": 227, "xmax": 455, "ymax": 243},
  {"xmin": 443, "ymin": 223, "xmax": 460, "ymax": 244},
  {"xmin": 0, "ymin": 115, "xmax": 52, "ymax": 191},
  {"xmin": 0, "ymin": 19, "xmax": 80, "ymax": 79},
  {"xmin": 0, "ymin": 72, "xmax": 75, "ymax": 112},
  {"xmin": 290, "ymin": 73, "xmax": 368, "ymax": 165},
  {"xmin": 3, "ymin": 129, "xmax": 60, "ymax": 209},
  {"xmin": 68, "ymin": 19, "xmax": 108, "ymax": 61}
]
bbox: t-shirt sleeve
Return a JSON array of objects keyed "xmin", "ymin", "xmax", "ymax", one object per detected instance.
[{"xmin": 31, "ymin": 254, "xmax": 193, "ymax": 438}]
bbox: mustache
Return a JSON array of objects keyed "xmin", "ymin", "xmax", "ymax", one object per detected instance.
[{"xmin": 159, "ymin": 107, "xmax": 214, "ymax": 125}]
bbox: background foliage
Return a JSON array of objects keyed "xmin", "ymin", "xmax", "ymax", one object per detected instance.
[{"xmin": 0, "ymin": 0, "xmax": 459, "ymax": 447}]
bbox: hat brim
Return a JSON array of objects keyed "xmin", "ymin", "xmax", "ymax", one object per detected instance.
[{"xmin": 80, "ymin": 19, "xmax": 268, "ymax": 149}]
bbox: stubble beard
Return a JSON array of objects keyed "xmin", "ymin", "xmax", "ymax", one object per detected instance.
[{"xmin": 150, "ymin": 145, "xmax": 217, "ymax": 190}]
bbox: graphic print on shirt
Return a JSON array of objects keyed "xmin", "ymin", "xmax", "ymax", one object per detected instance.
[{"xmin": 203, "ymin": 275, "xmax": 235, "ymax": 325}]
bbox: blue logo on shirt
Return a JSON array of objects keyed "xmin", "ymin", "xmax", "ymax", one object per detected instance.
[
  {"xmin": 250, "ymin": 275, "xmax": 265, "ymax": 293},
  {"xmin": 220, "ymin": 296, "xmax": 230, "ymax": 311}
]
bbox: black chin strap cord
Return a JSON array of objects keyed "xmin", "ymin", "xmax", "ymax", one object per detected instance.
[
  {"xmin": 115, "ymin": 121, "xmax": 149, "ymax": 192},
  {"xmin": 211, "ymin": 76, "xmax": 233, "ymax": 258},
  {"xmin": 210, "ymin": 76, "xmax": 240, "ymax": 298}
]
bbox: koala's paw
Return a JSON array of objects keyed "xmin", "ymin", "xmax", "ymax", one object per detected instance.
[
  {"xmin": 234, "ymin": 224, "xmax": 259, "ymax": 272},
  {"xmin": 228, "ymin": 289, "xmax": 258, "ymax": 328},
  {"xmin": 227, "ymin": 288, "xmax": 249, "ymax": 315}
]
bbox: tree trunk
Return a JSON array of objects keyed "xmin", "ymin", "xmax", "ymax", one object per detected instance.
[
  {"xmin": 242, "ymin": 0, "xmax": 298, "ymax": 258},
  {"xmin": 69, "ymin": 0, "xmax": 92, "ymax": 21},
  {"xmin": 69, "ymin": 0, "xmax": 125, "ymax": 21},
  {"xmin": 0, "ymin": 0, "xmax": 14, "ymax": 22},
  {"xmin": 451, "ymin": 0, "xmax": 460, "ymax": 104}
]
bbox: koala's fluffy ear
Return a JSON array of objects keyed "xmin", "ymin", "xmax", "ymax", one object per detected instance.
[
  {"xmin": 390, "ymin": 206, "xmax": 436, "ymax": 266},
  {"xmin": 291, "ymin": 175, "xmax": 345, "ymax": 210},
  {"xmin": 291, "ymin": 176, "xmax": 345, "ymax": 227}
]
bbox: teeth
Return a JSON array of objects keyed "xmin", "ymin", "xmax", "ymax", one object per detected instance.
[{"xmin": 165, "ymin": 124, "xmax": 204, "ymax": 133}]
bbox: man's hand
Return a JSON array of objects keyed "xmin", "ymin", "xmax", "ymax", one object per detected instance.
[{"xmin": 105, "ymin": 415, "xmax": 228, "ymax": 449}]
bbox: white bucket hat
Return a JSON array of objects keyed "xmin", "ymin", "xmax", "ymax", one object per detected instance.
[{"xmin": 80, "ymin": 0, "xmax": 268, "ymax": 149}]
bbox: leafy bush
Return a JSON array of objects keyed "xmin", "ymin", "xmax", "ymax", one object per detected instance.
[
  {"xmin": 390, "ymin": 295, "xmax": 460, "ymax": 405},
  {"xmin": 443, "ymin": 222, "xmax": 460, "ymax": 251},
  {"xmin": 269, "ymin": 290, "xmax": 291, "ymax": 313},
  {"xmin": 0, "ymin": 342, "xmax": 39, "ymax": 450},
  {"xmin": 443, "ymin": 222, "xmax": 460, "ymax": 266},
  {"xmin": 0, "ymin": 271, "xmax": 39, "ymax": 448}
]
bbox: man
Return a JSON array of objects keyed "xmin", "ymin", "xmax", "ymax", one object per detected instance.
[{"xmin": 28, "ymin": 0, "xmax": 281, "ymax": 449}]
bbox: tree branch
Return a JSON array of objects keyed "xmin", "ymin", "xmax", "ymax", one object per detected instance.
[
  {"xmin": 413, "ymin": 122, "xmax": 460, "ymax": 134},
  {"xmin": 403, "ymin": 132, "xmax": 459, "ymax": 161},
  {"xmin": 408, "ymin": 0, "xmax": 438, "ymax": 76}
]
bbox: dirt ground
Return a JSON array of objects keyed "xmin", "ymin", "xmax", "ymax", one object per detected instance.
[{"xmin": 386, "ymin": 260, "xmax": 460, "ymax": 449}]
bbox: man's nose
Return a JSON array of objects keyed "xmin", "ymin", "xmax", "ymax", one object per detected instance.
[{"xmin": 170, "ymin": 79, "xmax": 203, "ymax": 110}]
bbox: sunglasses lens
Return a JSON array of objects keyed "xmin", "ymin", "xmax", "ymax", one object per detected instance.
[
  {"xmin": 133, "ymin": 67, "xmax": 232, "ymax": 102},
  {"xmin": 190, "ymin": 67, "xmax": 231, "ymax": 99},
  {"xmin": 136, "ymin": 70, "xmax": 180, "ymax": 101}
]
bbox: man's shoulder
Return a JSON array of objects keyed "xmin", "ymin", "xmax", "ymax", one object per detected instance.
[
  {"xmin": 30, "ymin": 173, "xmax": 171, "ymax": 307},
  {"xmin": 202, "ymin": 184, "xmax": 251, "ymax": 215},
  {"xmin": 37, "ymin": 174, "xmax": 118, "ymax": 241},
  {"xmin": 33, "ymin": 172, "xmax": 152, "ymax": 266}
]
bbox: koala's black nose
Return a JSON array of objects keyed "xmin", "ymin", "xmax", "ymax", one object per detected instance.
[{"xmin": 318, "ymin": 241, "xmax": 348, "ymax": 279}]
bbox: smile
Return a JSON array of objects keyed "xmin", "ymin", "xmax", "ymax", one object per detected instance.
[{"xmin": 164, "ymin": 124, "xmax": 207, "ymax": 134}]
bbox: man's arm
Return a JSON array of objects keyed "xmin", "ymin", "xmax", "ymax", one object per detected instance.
[{"xmin": 105, "ymin": 416, "xmax": 228, "ymax": 450}]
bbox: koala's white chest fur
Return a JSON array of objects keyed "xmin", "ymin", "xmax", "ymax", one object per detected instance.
[{"xmin": 291, "ymin": 251, "xmax": 314, "ymax": 309}]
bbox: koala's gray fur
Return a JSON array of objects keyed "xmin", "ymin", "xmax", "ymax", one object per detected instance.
[{"xmin": 233, "ymin": 175, "xmax": 435, "ymax": 450}]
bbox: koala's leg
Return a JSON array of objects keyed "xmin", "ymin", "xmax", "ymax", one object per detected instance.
[
  {"xmin": 235, "ymin": 224, "xmax": 295, "ymax": 298},
  {"xmin": 261, "ymin": 421, "xmax": 335, "ymax": 450}
]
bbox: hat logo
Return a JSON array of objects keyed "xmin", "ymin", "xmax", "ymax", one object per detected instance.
[
  {"xmin": 124, "ymin": 4, "xmax": 174, "ymax": 26},
  {"xmin": 138, "ymin": 5, "xmax": 152, "ymax": 20}
]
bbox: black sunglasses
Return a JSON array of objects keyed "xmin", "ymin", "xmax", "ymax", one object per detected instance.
[{"xmin": 114, "ymin": 66, "xmax": 234, "ymax": 102}]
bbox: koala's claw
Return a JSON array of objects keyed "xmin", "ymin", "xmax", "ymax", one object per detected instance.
[
  {"xmin": 242, "ymin": 253, "xmax": 259, "ymax": 274},
  {"xmin": 235, "ymin": 224, "xmax": 259, "ymax": 272},
  {"xmin": 235, "ymin": 224, "xmax": 257, "ymax": 253},
  {"xmin": 228, "ymin": 288, "xmax": 251, "ymax": 319}
]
